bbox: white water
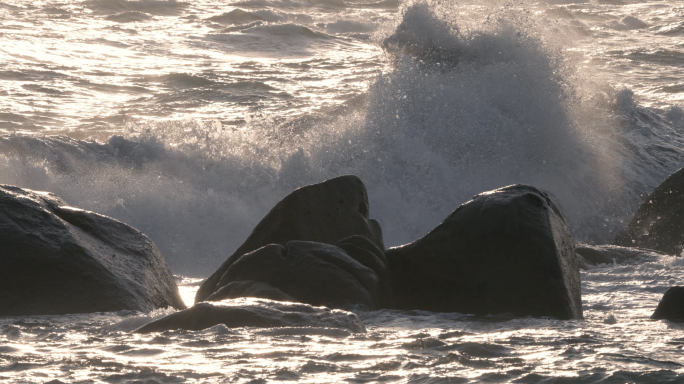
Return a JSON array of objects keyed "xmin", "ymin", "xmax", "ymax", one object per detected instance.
[{"xmin": 2, "ymin": 0, "xmax": 684, "ymax": 382}]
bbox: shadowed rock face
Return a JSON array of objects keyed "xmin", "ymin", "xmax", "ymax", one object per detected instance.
[
  {"xmin": 615, "ymin": 166, "xmax": 684, "ymax": 255},
  {"xmin": 386, "ymin": 184, "xmax": 582, "ymax": 320},
  {"xmin": 195, "ymin": 175, "xmax": 384, "ymax": 304},
  {"xmin": 206, "ymin": 236, "xmax": 392, "ymax": 310},
  {"xmin": 134, "ymin": 298, "xmax": 366, "ymax": 333},
  {"xmin": 652, "ymin": 287, "xmax": 684, "ymax": 320},
  {"xmin": 0, "ymin": 185, "xmax": 185, "ymax": 316}
]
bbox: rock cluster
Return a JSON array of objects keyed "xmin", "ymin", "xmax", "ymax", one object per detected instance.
[
  {"xmin": 15, "ymin": 165, "xmax": 684, "ymax": 329},
  {"xmin": 194, "ymin": 175, "xmax": 384, "ymax": 304},
  {"xmin": 196, "ymin": 177, "xmax": 584, "ymax": 321}
]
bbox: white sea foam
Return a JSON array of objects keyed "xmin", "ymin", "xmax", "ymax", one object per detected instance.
[{"xmin": 604, "ymin": 16, "xmax": 648, "ymax": 31}]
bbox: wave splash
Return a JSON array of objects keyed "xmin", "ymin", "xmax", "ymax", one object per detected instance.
[{"xmin": 2, "ymin": 1, "xmax": 683, "ymax": 276}]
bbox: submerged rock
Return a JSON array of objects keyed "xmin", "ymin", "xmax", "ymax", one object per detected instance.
[
  {"xmin": 652, "ymin": 287, "xmax": 684, "ymax": 320},
  {"xmin": 207, "ymin": 236, "xmax": 391, "ymax": 310},
  {"xmin": 0, "ymin": 185, "xmax": 185, "ymax": 316},
  {"xmin": 386, "ymin": 184, "xmax": 582, "ymax": 320},
  {"xmin": 615, "ymin": 166, "xmax": 684, "ymax": 255},
  {"xmin": 575, "ymin": 244, "xmax": 668, "ymax": 269},
  {"xmin": 195, "ymin": 175, "xmax": 385, "ymax": 303},
  {"xmin": 134, "ymin": 298, "xmax": 366, "ymax": 333}
]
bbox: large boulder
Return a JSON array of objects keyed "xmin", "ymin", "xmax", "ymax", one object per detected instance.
[
  {"xmin": 134, "ymin": 298, "xmax": 366, "ymax": 333},
  {"xmin": 0, "ymin": 185, "xmax": 185, "ymax": 316},
  {"xmin": 651, "ymin": 287, "xmax": 684, "ymax": 320},
  {"xmin": 195, "ymin": 175, "xmax": 385, "ymax": 303},
  {"xmin": 386, "ymin": 184, "xmax": 583, "ymax": 319},
  {"xmin": 207, "ymin": 236, "xmax": 392, "ymax": 310},
  {"xmin": 615, "ymin": 166, "xmax": 684, "ymax": 255},
  {"xmin": 576, "ymin": 244, "xmax": 668, "ymax": 269}
]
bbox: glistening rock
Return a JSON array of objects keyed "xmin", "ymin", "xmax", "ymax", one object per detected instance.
[
  {"xmin": 386, "ymin": 184, "xmax": 583, "ymax": 319},
  {"xmin": 134, "ymin": 298, "xmax": 366, "ymax": 333},
  {"xmin": 0, "ymin": 185, "xmax": 185, "ymax": 316},
  {"xmin": 195, "ymin": 175, "xmax": 384, "ymax": 303},
  {"xmin": 615, "ymin": 166, "xmax": 684, "ymax": 255}
]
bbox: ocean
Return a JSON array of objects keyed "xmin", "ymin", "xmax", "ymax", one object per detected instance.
[{"xmin": 1, "ymin": 0, "xmax": 684, "ymax": 382}]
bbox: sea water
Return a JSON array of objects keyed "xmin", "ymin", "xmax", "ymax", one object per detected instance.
[{"xmin": 1, "ymin": 0, "xmax": 684, "ymax": 382}]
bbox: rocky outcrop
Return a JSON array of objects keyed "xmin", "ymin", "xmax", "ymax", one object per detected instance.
[
  {"xmin": 615, "ymin": 166, "xmax": 684, "ymax": 255},
  {"xmin": 651, "ymin": 287, "xmax": 684, "ymax": 320},
  {"xmin": 386, "ymin": 184, "xmax": 582, "ymax": 320},
  {"xmin": 576, "ymin": 244, "xmax": 668, "ymax": 269},
  {"xmin": 134, "ymin": 298, "xmax": 366, "ymax": 333},
  {"xmin": 0, "ymin": 185, "xmax": 185, "ymax": 316},
  {"xmin": 195, "ymin": 175, "xmax": 385, "ymax": 303},
  {"xmin": 207, "ymin": 236, "xmax": 391, "ymax": 310}
]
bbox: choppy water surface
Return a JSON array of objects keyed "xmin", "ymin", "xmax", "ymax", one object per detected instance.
[
  {"xmin": 2, "ymin": 260, "xmax": 684, "ymax": 383},
  {"xmin": 0, "ymin": 0, "xmax": 392, "ymax": 133},
  {"xmin": 2, "ymin": 0, "xmax": 684, "ymax": 382}
]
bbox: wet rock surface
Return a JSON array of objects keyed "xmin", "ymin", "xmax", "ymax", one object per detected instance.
[
  {"xmin": 134, "ymin": 298, "xmax": 366, "ymax": 333},
  {"xmin": 386, "ymin": 184, "xmax": 582, "ymax": 319},
  {"xmin": 0, "ymin": 185, "xmax": 185, "ymax": 316},
  {"xmin": 652, "ymin": 286, "xmax": 684, "ymax": 320},
  {"xmin": 195, "ymin": 175, "xmax": 385, "ymax": 303},
  {"xmin": 615, "ymin": 166, "xmax": 684, "ymax": 255},
  {"xmin": 210, "ymin": 237, "xmax": 391, "ymax": 310}
]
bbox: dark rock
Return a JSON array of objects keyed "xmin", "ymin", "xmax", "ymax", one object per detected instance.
[
  {"xmin": 575, "ymin": 254, "xmax": 594, "ymax": 271},
  {"xmin": 576, "ymin": 244, "xmax": 668, "ymax": 269},
  {"xmin": 195, "ymin": 175, "xmax": 384, "ymax": 303},
  {"xmin": 336, "ymin": 235, "xmax": 393, "ymax": 308},
  {"xmin": 615, "ymin": 166, "xmax": 684, "ymax": 255},
  {"xmin": 210, "ymin": 236, "xmax": 391, "ymax": 309},
  {"xmin": 652, "ymin": 287, "xmax": 684, "ymax": 320},
  {"xmin": 0, "ymin": 185, "xmax": 185, "ymax": 316},
  {"xmin": 134, "ymin": 298, "xmax": 366, "ymax": 333},
  {"xmin": 206, "ymin": 281, "xmax": 296, "ymax": 302},
  {"xmin": 386, "ymin": 184, "xmax": 582, "ymax": 319}
]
